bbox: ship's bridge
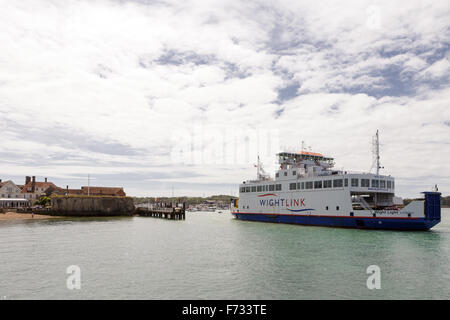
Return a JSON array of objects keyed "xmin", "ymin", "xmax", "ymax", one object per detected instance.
[
  {"xmin": 275, "ymin": 151, "xmax": 335, "ymax": 181},
  {"xmin": 278, "ymin": 151, "xmax": 334, "ymax": 166}
]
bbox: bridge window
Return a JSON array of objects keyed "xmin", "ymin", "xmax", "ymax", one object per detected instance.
[
  {"xmin": 251, "ymin": 186, "xmax": 256, "ymax": 192},
  {"xmin": 292, "ymin": 171, "xmax": 296, "ymax": 176},
  {"xmin": 257, "ymin": 186, "xmax": 262, "ymax": 192},
  {"xmin": 305, "ymin": 182, "xmax": 313, "ymax": 189},
  {"xmin": 269, "ymin": 185, "xmax": 275, "ymax": 191},
  {"xmin": 392, "ymin": 181, "xmax": 395, "ymax": 189},
  {"xmin": 301, "ymin": 182, "xmax": 305, "ymax": 189},
  {"xmin": 275, "ymin": 184, "xmax": 282, "ymax": 191},
  {"xmin": 324, "ymin": 180, "xmax": 332, "ymax": 188},
  {"xmin": 240, "ymin": 187, "xmax": 245, "ymax": 193},
  {"xmin": 289, "ymin": 183, "xmax": 296, "ymax": 190},
  {"xmin": 371, "ymin": 179, "xmax": 379, "ymax": 188},
  {"xmin": 344, "ymin": 179, "xmax": 348, "ymax": 187},
  {"xmin": 333, "ymin": 179, "xmax": 343, "ymax": 188},
  {"xmin": 245, "ymin": 187, "xmax": 250, "ymax": 192},
  {"xmin": 351, "ymin": 178, "xmax": 359, "ymax": 187},
  {"xmin": 314, "ymin": 181, "xmax": 322, "ymax": 189},
  {"xmin": 380, "ymin": 180, "xmax": 386, "ymax": 188},
  {"xmin": 361, "ymin": 179, "xmax": 370, "ymax": 187},
  {"xmin": 284, "ymin": 171, "xmax": 287, "ymax": 176},
  {"xmin": 276, "ymin": 173, "xmax": 279, "ymax": 178},
  {"xmin": 387, "ymin": 181, "xmax": 392, "ymax": 189}
]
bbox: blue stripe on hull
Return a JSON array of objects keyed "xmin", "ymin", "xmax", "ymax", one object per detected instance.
[{"xmin": 233, "ymin": 213, "xmax": 439, "ymax": 231}]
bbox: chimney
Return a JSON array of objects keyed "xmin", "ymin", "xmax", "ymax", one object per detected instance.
[
  {"xmin": 32, "ymin": 176, "xmax": 36, "ymax": 192},
  {"xmin": 45, "ymin": 177, "xmax": 48, "ymax": 183},
  {"xmin": 25, "ymin": 176, "xmax": 31, "ymax": 185}
]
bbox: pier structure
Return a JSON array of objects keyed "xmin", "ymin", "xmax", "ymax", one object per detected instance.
[{"xmin": 136, "ymin": 202, "xmax": 186, "ymax": 220}]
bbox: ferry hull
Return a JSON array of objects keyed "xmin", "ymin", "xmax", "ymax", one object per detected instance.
[{"xmin": 232, "ymin": 213, "xmax": 440, "ymax": 231}]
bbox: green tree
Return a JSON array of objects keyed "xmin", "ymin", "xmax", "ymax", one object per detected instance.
[{"xmin": 35, "ymin": 196, "xmax": 51, "ymax": 207}]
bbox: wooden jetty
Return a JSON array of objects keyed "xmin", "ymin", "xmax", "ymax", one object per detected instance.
[{"xmin": 136, "ymin": 202, "xmax": 186, "ymax": 220}]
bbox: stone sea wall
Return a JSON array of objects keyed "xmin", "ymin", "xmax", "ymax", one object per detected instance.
[{"xmin": 50, "ymin": 196, "xmax": 135, "ymax": 216}]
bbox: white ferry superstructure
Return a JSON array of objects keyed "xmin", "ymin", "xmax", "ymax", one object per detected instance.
[{"xmin": 231, "ymin": 132, "xmax": 441, "ymax": 230}]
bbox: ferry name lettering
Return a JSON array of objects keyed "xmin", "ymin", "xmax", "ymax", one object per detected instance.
[
  {"xmin": 373, "ymin": 210, "xmax": 406, "ymax": 215},
  {"xmin": 260, "ymin": 198, "xmax": 305, "ymax": 207}
]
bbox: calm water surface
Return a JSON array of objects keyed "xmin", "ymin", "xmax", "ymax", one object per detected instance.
[{"xmin": 1, "ymin": 209, "xmax": 449, "ymax": 299}]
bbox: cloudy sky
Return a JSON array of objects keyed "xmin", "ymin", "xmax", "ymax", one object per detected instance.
[{"xmin": 0, "ymin": 0, "xmax": 449, "ymax": 198}]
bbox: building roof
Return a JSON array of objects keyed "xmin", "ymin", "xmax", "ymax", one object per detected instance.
[
  {"xmin": 0, "ymin": 180, "xmax": 11, "ymax": 187},
  {"xmin": 61, "ymin": 188, "xmax": 83, "ymax": 195},
  {"xmin": 0, "ymin": 180, "xmax": 21, "ymax": 190},
  {"xmin": 22, "ymin": 181, "xmax": 58, "ymax": 193},
  {"xmin": 80, "ymin": 186, "xmax": 126, "ymax": 196}
]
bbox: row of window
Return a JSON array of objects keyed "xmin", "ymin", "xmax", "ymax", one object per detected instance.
[
  {"xmin": 240, "ymin": 184, "xmax": 283, "ymax": 193},
  {"xmin": 276, "ymin": 170, "xmax": 297, "ymax": 178},
  {"xmin": 289, "ymin": 178, "xmax": 394, "ymax": 190},
  {"xmin": 275, "ymin": 171, "xmax": 395, "ymax": 189},
  {"xmin": 351, "ymin": 179, "xmax": 394, "ymax": 189},
  {"xmin": 1, "ymin": 194, "xmax": 36, "ymax": 199},
  {"xmin": 241, "ymin": 178, "xmax": 395, "ymax": 193},
  {"xmin": 289, "ymin": 179, "xmax": 347, "ymax": 190}
]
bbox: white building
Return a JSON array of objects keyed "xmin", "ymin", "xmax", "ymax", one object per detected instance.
[
  {"xmin": 0, "ymin": 179, "xmax": 23, "ymax": 199},
  {"xmin": 0, "ymin": 179, "xmax": 28, "ymax": 208}
]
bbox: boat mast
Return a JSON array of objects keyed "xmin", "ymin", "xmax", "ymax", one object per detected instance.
[{"xmin": 375, "ymin": 130, "xmax": 380, "ymax": 175}]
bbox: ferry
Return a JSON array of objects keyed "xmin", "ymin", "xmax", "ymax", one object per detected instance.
[{"xmin": 231, "ymin": 131, "xmax": 441, "ymax": 230}]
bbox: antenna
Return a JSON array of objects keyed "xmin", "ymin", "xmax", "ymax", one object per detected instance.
[
  {"xmin": 371, "ymin": 130, "xmax": 384, "ymax": 175},
  {"xmin": 375, "ymin": 130, "xmax": 380, "ymax": 175},
  {"xmin": 257, "ymin": 155, "xmax": 260, "ymax": 180}
]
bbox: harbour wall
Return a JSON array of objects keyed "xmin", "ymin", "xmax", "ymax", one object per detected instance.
[{"xmin": 49, "ymin": 196, "xmax": 135, "ymax": 216}]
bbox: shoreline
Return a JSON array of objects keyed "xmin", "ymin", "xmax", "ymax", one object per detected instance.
[{"xmin": 0, "ymin": 211, "xmax": 59, "ymax": 221}]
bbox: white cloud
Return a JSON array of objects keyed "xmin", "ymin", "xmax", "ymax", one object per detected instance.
[
  {"xmin": 418, "ymin": 58, "xmax": 450, "ymax": 79},
  {"xmin": 0, "ymin": 0, "xmax": 449, "ymax": 197}
]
